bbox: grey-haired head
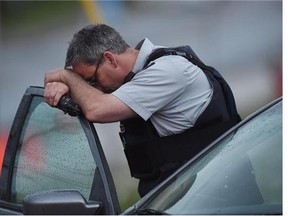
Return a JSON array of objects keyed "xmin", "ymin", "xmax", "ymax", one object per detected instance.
[{"xmin": 65, "ymin": 24, "xmax": 129, "ymax": 68}]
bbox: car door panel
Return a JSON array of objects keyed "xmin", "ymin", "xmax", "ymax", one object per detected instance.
[{"xmin": 0, "ymin": 86, "xmax": 120, "ymax": 215}]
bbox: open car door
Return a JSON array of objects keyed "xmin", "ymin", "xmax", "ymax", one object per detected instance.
[{"xmin": 0, "ymin": 86, "xmax": 120, "ymax": 215}]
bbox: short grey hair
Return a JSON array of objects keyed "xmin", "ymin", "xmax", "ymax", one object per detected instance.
[{"xmin": 65, "ymin": 24, "xmax": 129, "ymax": 68}]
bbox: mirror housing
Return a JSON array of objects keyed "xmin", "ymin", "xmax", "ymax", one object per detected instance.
[{"xmin": 23, "ymin": 190, "xmax": 102, "ymax": 215}]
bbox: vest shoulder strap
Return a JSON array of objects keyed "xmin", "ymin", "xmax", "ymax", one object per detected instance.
[{"xmin": 145, "ymin": 46, "xmax": 241, "ymax": 121}]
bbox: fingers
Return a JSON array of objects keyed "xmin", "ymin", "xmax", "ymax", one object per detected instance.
[
  {"xmin": 44, "ymin": 82, "xmax": 69, "ymax": 106},
  {"xmin": 44, "ymin": 69, "xmax": 71, "ymax": 106}
]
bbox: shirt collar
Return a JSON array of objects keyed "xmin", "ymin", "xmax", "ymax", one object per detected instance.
[{"xmin": 132, "ymin": 38, "xmax": 156, "ymax": 74}]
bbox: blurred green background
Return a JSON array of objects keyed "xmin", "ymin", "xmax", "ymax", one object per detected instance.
[{"xmin": 0, "ymin": 0, "xmax": 283, "ymax": 212}]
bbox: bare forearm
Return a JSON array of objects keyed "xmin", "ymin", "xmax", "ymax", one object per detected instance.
[
  {"xmin": 60, "ymin": 71, "xmax": 108, "ymax": 121},
  {"xmin": 44, "ymin": 69, "xmax": 137, "ymax": 122}
]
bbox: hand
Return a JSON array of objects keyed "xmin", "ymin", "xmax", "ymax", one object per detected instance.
[{"xmin": 44, "ymin": 82, "xmax": 69, "ymax": 106}]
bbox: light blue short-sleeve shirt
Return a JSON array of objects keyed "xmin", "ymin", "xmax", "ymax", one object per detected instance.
[{"xmin": 112, "ymin": 38, "xmax": 212, "ymax": 137}]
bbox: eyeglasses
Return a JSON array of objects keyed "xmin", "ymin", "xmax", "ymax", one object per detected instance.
[{"xmin": 85, "ymin": 54, "xmax": 103, "ymax": 87}]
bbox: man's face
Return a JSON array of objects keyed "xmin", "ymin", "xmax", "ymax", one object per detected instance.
[{"xmin": 72, "ymin": 61, "xmax": 121, "ymax": 93}]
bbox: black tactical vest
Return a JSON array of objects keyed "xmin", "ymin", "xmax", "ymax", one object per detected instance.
[{"xmin": 119, "ymin": 46, "xmax": 241, "ymax": 180}]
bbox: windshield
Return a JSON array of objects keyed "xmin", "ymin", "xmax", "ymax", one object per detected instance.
[{"xmin": 142, "ymin": 100, "xmax": 282, "ymax": 215}]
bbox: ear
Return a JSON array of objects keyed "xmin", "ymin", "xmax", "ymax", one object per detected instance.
[{"xmin": 103, "ymin": 51, "xmax": 117, "ymax": 68}]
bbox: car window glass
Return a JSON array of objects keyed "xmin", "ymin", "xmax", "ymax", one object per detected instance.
[
  {"xmin": 11, "ymin": 97, "xmax": 96, "ymax": 203},
  {"xmin": 144, "ymin": 101, "xmax": 282, "ymax": 215}
]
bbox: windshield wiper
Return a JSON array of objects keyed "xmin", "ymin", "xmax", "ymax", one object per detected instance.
[{"xmin": 133, "ymin": 208, "xmax": 168, "ymax": 215}]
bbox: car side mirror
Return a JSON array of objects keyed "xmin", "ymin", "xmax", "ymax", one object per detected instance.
[{"xmin": 23, "ymin": 190, "xmax": 102, "ymax": 215}]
